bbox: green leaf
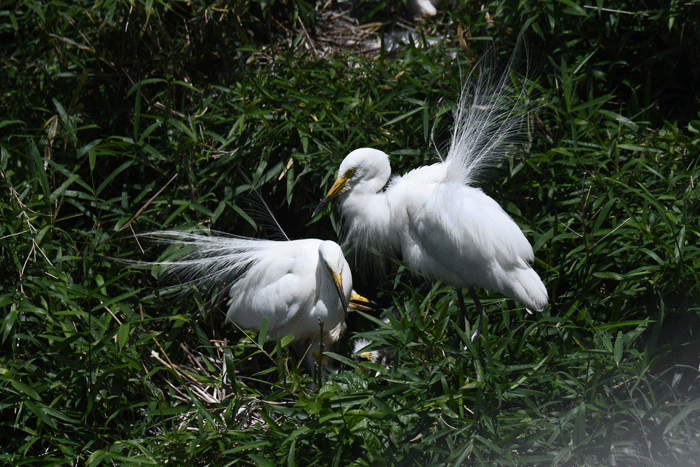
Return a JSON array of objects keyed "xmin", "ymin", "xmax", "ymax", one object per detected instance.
[
  {"xmin": 11, "ymin": 379, "xmax": 42, "ymax": 401},
  {"xmin": 592, "ymin": 271, "xmax": 623, "ymax": 280},
  {"xmin": 23, "ymin": 400, "xmax": 57, "ymax": 429},
  {"xmin": 117, "ymin": 323, "xmax": 130, "ymax": 349},
  {"xmin": 248, "ymin": 454, "xmax": 276, "ymax": 467},
  {"xmin": 664, "ymin": 397, "xmax": 700, "ymax": 434},
  {"xmin": 613, "ymin": 331, "xmax": 623, "ymax": 364}
]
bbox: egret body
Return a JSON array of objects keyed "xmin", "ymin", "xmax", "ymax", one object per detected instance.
[{"xmin": 147, "ymin": 232, "xmax": 353, "ymax": 371}]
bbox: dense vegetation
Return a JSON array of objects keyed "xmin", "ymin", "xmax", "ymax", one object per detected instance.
[{"xmin": 2, "ymin": 0, "xmax": 699, "ymax": 465}]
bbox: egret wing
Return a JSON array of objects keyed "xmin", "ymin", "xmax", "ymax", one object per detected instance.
[
  {"xmin": 227, "ymin": 240, "xmax": 319, "ymax": 333},
  {"xmin": 406, "ymin": 183, "xmax": 537, "ymax": 297}
]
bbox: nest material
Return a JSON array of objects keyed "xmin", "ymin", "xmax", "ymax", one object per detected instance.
[{"xmin": 275, "ymin": 0, "xmax": 460, "ymax": 59}]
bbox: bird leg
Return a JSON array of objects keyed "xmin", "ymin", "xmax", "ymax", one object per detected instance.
[
  {"xmin": 316, "ymin": 319, "xmax": 324, "ymax": 388},
  {"xmin": 469, "ymin": 287, "xmax": 487, "ymax": 342},
  {"xmin": 456, "ymin": 288, "xmax": 469, "ymax": 333}
]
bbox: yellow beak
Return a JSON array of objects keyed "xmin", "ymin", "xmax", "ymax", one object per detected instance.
[
  {"xmin": 312, "ymin": 172, "xmax": 350, "ymax": 218},
  {"xmin": 348, "ymin": 292, "xmax": 375, "ymax": 313},
  {"xmin": 329, "ymin": 269, "xmax": 349, "ymax": 317}
]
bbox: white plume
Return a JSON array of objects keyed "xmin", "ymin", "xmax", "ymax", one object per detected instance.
[
  {"xmin": 442, "ymin": 47, "xmax": 532, "ymax": 187},
  {"xmin": 141, "ymin": 230, "xmax": 268, "ymax": 299}
]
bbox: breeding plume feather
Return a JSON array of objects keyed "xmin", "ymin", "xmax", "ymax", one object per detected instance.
[{"xmin": 313, "ymin": 49, "xmax": 547, "ymax": 340}]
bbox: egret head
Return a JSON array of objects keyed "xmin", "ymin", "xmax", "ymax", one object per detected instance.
[
  {"xmin": 318, "ymin": 240, "xmax": 350, "ymax": 315},
  {"xmin": 312, "ymin": 148, "xmax": 391, "ymax": 217},
  {"xmin": 353, "ymin": 337, "xmax": 394, "ymax": 376},
  {"xmin": 352, "ymin": 337, "xmax": 375, "ymax": 362}
]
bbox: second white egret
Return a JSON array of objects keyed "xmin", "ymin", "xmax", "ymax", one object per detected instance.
[
  {"xmin": 145, "ymin": 231, "xmax": 353, "ymax": 372},
  {"xmin": 313, "ymin": 55, "xmax": 548, "ymax": 340}
]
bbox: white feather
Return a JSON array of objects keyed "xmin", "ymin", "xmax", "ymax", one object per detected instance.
[{"xmin": 443, "ymin": 50, "xmax": 531, "ymax": 187}]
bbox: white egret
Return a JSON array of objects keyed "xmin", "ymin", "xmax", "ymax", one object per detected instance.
[
  {"xmin": 144, "ymin": 231, "xmax": 354, "ymax": 373},
  {"xmin": 313, "ymin": 55, "xmax": 548, "ymax": 340}
]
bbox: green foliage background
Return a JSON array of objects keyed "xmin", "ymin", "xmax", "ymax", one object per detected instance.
[{"xmin": 1, "ymin": 0, "xmax": 699, "ymax": 465}]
